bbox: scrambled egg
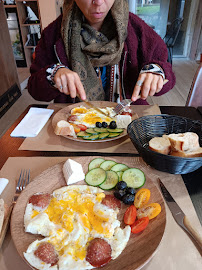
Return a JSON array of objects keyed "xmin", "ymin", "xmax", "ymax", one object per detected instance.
[{"xmin": 24, "ymin": 185, "xmax": 131, "ymax": 270}]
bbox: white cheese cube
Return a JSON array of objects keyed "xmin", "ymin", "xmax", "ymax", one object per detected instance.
[
  {"xmin": 115, "ymin": 115, "xmax": 132, "ymax": 129},
  {"xmin": 63, "ymin": 159, "xmax": 85, "ymax": 185}
]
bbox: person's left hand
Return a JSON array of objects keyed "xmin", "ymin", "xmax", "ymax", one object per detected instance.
[{"xmin": 131, "ymin": 73, "xmax": 164, "ymax": 102}]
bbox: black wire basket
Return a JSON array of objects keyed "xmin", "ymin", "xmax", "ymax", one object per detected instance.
[{"xmin": 127, "ymin": 114, "xmax": 202, "ymax": 174}]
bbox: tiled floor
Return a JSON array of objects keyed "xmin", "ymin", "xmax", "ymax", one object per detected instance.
[{"xmin": 0, "ymin": 58, "xmax": 199, "ymax": 137}]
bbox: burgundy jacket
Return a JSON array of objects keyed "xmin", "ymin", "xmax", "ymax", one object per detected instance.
[{"xmin": 28, "ymin": 13, "xmax": 176, "ymax": 104}]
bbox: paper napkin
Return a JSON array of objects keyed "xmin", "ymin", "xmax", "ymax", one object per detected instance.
[{"xmin": 10, "ymin": 107, "xmax": 54, "ymax": 137}]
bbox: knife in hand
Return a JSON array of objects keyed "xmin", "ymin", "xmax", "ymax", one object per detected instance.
[{"xmin": 158, "ymin": 178, "xmax": 202, "ymax": 252}]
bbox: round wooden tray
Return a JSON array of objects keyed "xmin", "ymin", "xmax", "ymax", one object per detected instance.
[
  {"xmin": 11, "ymin": 156, "xmax": 166, "ymax": 270},
  {"xmin": 52, "ymin": 101, "xmax": 135, "ymax": 143}
]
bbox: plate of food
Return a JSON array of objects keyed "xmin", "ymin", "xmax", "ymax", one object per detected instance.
[
  {"xmin": 52, "ymin": 101, "xmax": 137, "ymax": 142},
  {"xmin": 11, "ymin": 156, "xmax": 166, "ymax": 270}
]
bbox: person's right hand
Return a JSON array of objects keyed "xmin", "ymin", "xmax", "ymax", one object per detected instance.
[{"xmin": 54, "ymin": 68, "xmax": 86, "ymax": 100}]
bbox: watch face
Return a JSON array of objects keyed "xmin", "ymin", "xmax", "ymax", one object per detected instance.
[{"xmin": 142, "ymin": 64, "xmax": 154, "ymax": 71}]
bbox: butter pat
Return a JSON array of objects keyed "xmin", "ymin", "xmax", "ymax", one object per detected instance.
[
  {"xmin": 63, "ymin": 159, "xmax": 85, "ymax": 185},
  {"xmin": 0, "ymin": 178, "xmax": 9, "ymax": 195},
  {"xmin": 115, "ymin": 115, "xmax": 132, "ymax": 129}
]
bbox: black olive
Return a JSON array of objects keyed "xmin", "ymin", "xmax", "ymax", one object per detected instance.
[
  {"xmin": 109, "ymin": 121, "xmax": 117, "ymax": 129},
  {"xmin": 126, "ymin": 187, "xmax": 136, "ymax": 195},
  {"xmin": 102, "ymin": 122, "xmax": 108, "ymax": 128},
  {"xmin": 122, "ymin": 194, "xmax": 135, "ymax": 205},
  {"xmin": 114, "ymin": 189, "xmax": 126, "ymax": 200},
  {"xmin": 96, "ymin": 122, "xmax": 102, "ymax": 128},
  {"xmin": 116, "ymin": 181, "xmax": 127, "ymax": 190}
]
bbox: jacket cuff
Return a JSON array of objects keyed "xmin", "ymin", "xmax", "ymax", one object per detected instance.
[
  {"xmin": 140, "ymin": 64, "xmax": 165, "ymax": 80},
  {"xmin": 46, "ymin": 63, "xmax": 69, "ymax": 86}
]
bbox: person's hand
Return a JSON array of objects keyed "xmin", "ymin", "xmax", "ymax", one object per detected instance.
[
  {"xmin": 54, "ymin": 68, "xmax": 86, "ymax": 100},
  {"xmin": 131, "ymin": 73, "xmax": 164, "ymax": 102}
]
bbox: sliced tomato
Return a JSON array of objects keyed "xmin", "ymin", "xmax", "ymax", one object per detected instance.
[
  {"xmin": 134, "ymin": 188, "xmax": 151, "ymax": 209},
  {"xmin": 71, "ymin": 124, "xmax": 81, "ymax": 133},
  {"xmin": 124, "ymin": 205, "xmax": 137, "ymax": 225},
  {"xmin": 77, "ymin": 124, "xmax": 87, "ymax": 131},
  {"xmin": 137, "ymin": 203, "xmax": 161, "ymax": 220},
  {"xmin": 131, "ymin": 217, "xmax": 149, "ymax": 234},
  {"xmin": 121, "ymin": 111, "xmax": 132, "ymax": 117}
]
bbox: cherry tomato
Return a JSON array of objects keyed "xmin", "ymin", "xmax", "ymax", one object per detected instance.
[
  {"xmin": 134, "ymin": 188, "xmax": 151, "ymax": 209},
  {"xmin": 77, "ymin": 124, "xmax": 87, "ymax": 131},
  {"xmin": 71, "ymin": 124, "xmax": 81, "ymax": 133},
  {"xmin": 124, "ymin": 205, "xmax": 137, "ymax": 225},
  {"xmin": 121, "ymin": 111, "xmax": 132, "ymax": 117},
  {"xmin": 131, "ymin": 217, "xmax": 149, "ymax": 234},
  {"xmin": 137, "ymin": 203, "xmax": 161, "ymax": 220}
]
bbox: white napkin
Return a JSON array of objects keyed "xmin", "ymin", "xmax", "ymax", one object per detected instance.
[{"xmin": 10, "ymin": 107, "xmax": 54, "ymax": 137}]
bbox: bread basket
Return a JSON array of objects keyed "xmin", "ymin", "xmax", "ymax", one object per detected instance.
[{"xmin": 127, "ymin": 114, "xmax": 202, "ymax": 174}]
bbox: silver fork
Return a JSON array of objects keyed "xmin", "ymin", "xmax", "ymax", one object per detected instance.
[
  {"xmin": 0, "ymin": 169, "xmax": 30, "ymax": 248},
  {"xmin": 113, "ymin": 99, "xmax": 134, "ymax": 116},
  {"xmin": 13, "ymin": 169, "xmax": 30, "ymax": 204},
  {"xmin": 113, "ymin": 79, "xmax": 169, "ymax": 115}
]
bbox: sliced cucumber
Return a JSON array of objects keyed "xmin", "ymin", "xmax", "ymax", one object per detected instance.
[
  {"xmin": 100, "ymin": 160, "xmax": 117, "ymax": 171},
  {"xmin": 84, "ymin": 134, "xmax": 99, "ymax": 140},
  {"xmin": 94, "ymin": 127, "xmax": 108, "ymax": 133},
  {"xmin": 86, "ymin": 128, "xmax": 98, "ymax": 134},
  {"xmin": 99, "ymin": 171, "xmax": 119, "ymax": 190},
  {"xmin": 117, "ymin": 171, "xmax": 123, "ymax": 181},
  {"xmin": 77, "ymin": 131, "xmax": 90, "ymax": 137},
  {"xmin": 111, "ymin": 163, "xmax": 129, "ymax": 172},
  {"xmin": 99, "ymin": 132, "xmax": 109, "ymax": 139},
  {"xmin": 122, "ymin": 168, "xmax": 146, "ymax": 188},
  {"xmin": 107, "ymin": 128, "xmax": 123, "ymax": 133},
  {"xmin": 85, "ymin": 168, "xmax": 106, "ymax": 186},
  {"xmin": 108, "ymin": 133, "xmax": 120, "ymax": 138},
  {"xmin": 88, "ymin": 158, "xmax": 105, "ymax": 171}
]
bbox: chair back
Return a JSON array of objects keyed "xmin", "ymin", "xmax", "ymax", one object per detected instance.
[
  {"xmin": 164, "ymin": 18, "xmax": 183, "ymax": 48},
  {"xmin": 186, "ymin": 54, "xmax": 202, "ymax": 107}
]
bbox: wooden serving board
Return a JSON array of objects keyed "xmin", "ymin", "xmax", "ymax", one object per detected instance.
[
  {"xmin": 10, "ymin": 156, "xmax": 166, "ymax": 270},
  {"xmin": 52, "ymin": 101, "xmax": 138, "ymax": 143}
]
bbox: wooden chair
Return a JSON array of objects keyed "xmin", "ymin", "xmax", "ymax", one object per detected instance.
[{"xmin": 186, "ymin": 54, "xmax": 202, "ymax": 107}]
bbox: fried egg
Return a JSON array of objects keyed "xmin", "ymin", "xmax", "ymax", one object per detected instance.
[
  {"xmin": 69, "ymin": 106, "xmax": 115, "ymax": 128},
  {"xmin": 24, "ymin": 185, "xmax": 131, "ymax": 269}
]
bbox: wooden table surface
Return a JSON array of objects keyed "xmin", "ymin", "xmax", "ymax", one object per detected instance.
[{"xmin": 0, "ymin": 104, "xmax": 201, "ymax": 224}]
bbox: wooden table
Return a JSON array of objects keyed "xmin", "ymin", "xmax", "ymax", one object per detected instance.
[{"xmin": 0, "ymin": 105, "xmax": 202, "ymax": 224}]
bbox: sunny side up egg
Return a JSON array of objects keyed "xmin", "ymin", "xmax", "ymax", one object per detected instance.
[
  {"xmin": 24, "ymin": 185, "xmax": 131, "ymax": 270},
  {"xmin": 70, "ymin": 107, "xmax": 115, "ymax": 128}
]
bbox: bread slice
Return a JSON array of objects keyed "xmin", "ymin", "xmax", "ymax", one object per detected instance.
[
  {"xmin": 54, "ymin": 120, "xmax": 76, "ymax": 138},
  {"xmin": 149, "ymin": 136, "xmax": 171, "ymax": 155},
  {"xmin": 170, "ymin": 147, "xmax": 202, "ymax": 158},
  {"xmin": 168, "ymin": 132, "xmax": 200, "ymax": 152}
]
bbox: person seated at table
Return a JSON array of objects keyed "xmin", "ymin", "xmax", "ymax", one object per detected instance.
[{"xmin": 28, "ymin": 0, "xmax": 176, "ymax": 104}]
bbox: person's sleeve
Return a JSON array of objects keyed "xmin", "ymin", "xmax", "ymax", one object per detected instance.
[
  {"xmin": 133, "ymin": 16, "xmax": 176, "ymax": 95},
  {"xmin": 28, "ymin": 31, "xmax": 61, "ymax": 102}
]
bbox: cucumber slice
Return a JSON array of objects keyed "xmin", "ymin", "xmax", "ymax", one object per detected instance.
[
  {"xmin": 86, "ymin": 128, "xmax": 98, "ymax": 134},
  {"xmin": 100, "ymin": 160, "xmax": 117, "ymax": 171},
  {"xmin": 84, "ymin": 134, "xmax": 99, "ymax": 140},
  {"xmin": 94, "ymin": 128, "xmax": 108, "ymax": 133},
  {"xmin": 111, "ymin": 163, "xmax": 129, "ymax": 172},
  {"xmin": 88, "ymin": 158, "xmax": 105, "ymax": 171},
  {"xmin": 122, "ymin": 168, "xmax": 146, "ymax": 188},
  {"xmin": 77, "ymin": 131, "xmax": 90, "ymax": 137},
  {"xmin": 99, "ymin": 171, "xmax": 119, "ymax": 190},
  {"xmin": 117, "ymin": 171, "xmax": 123, "ymax": 181},
  {"xmin": 99, "ymin": 132, "xmax": 109, "ymax": 139},
  {"xmin": 85, "ymin": 168, "xmax": 106, "ymax": 186},
  {"xmin": 108, "ymin": 133, "xmax": 120, "ymax": 138},
  {"xmin": 107, "ymin": 128, "xmax": 123, "ymax": 133}
]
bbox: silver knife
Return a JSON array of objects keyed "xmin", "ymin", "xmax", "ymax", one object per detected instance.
[{"xmin": 158, "ymin": 178, "xmax": 202, "ymax": 252}]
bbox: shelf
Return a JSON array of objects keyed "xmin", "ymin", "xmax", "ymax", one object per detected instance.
[
  {"xmin": 21, "ymin": 23, "xmax": 40, "ymax": 26},
  {"xmin": 25, "ymin": 46, "xmax": 36, "ymax": 49},
  {"xmin": 4, "ymin": 5, "xmax": 17, "ymax": 8}
]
